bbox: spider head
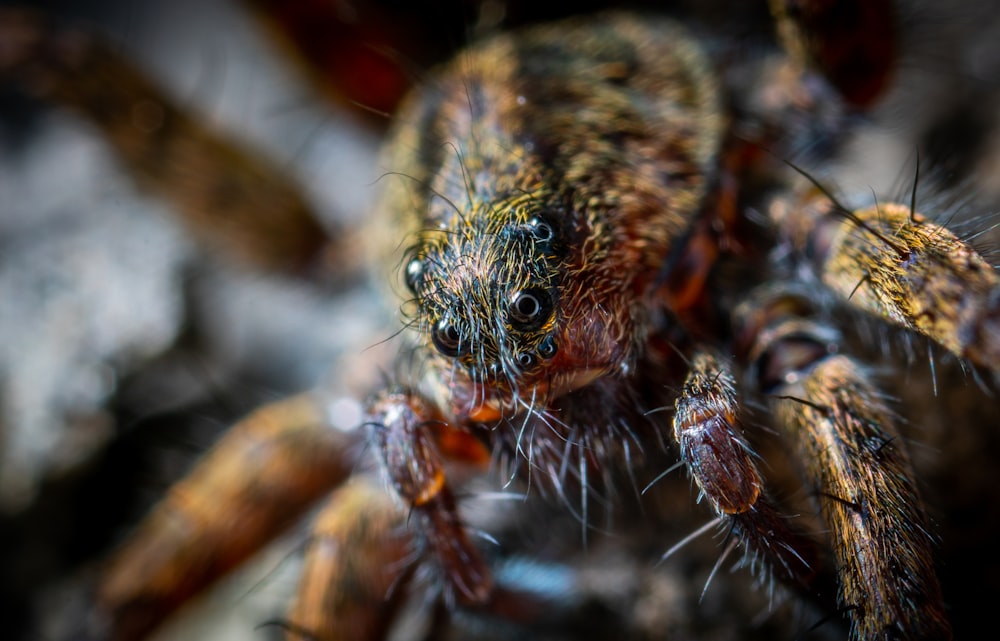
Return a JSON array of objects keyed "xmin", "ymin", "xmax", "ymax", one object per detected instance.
[{"xmin": 403, "ymin": 198, "xmax": 630, "ymax": 419}]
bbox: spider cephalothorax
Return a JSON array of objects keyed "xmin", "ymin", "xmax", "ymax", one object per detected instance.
[{"xmin": 386, "ymin": 14, "xmax": 727, "ymax": 422}]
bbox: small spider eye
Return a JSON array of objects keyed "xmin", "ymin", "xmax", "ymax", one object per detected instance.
[
  {"xmin": 431, "ymin": 319, "xmax": 465, "ymax": 357},
  {"xmin": 537, "ymin": 335, "xmax": 558, "ymax": 359},
  {"xmin": 516, "ymin": 351, "xmax": 536, "ymax": 368},
  {"xmin": 527, "ymin": 215, "xmax": 554, "ymax": 243},
  {"xmin": 404, "ymin": 257, "xmax": 423, "ymax": 293},
  {"xmin": 509, "ymin": 288, "xmax": 551, "ymax": 327}
]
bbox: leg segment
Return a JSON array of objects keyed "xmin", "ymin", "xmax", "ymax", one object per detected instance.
[
  {"xmin": 0, "ymin": 9, "xmax": 344, "ymax": 277},
  {"xmin": 673, "ymin": 350, "xmax": 821, "ymax": 590},
  {"xmin": 772, "ymin": 193, "xmax": 1000, "ymax": 369},
  {"xmin": 366, "ymin": 388, "xmax": 493, "ymax": 607},
  {"xmin": 97, "ymin": 393, "xmax": 361, "ymax": 641},
  {"xmin": 283, "ymin": 481, "xmax": 413, "ymax": 641},
  {"xmin": 769, "ymin": 0, "xmax": 896, "ymax": 107},
  {"xmin": 735, "ymin": 286, "xmax": 952, "ymax": 640}
]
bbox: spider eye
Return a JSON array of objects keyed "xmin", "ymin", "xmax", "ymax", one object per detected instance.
[
  {"xmin": 431, "ymin": 319, "xmax": 466, "ymax": 357},
  {"xmin": 508, "ymin": 288, "xmax": 551, "ymax": 328},
  {"xmin": 516, "ymin": 351, "xmax": 536, "ymax": 368},
  {"xmin": 527, "ymin": 215, "xmax": 555, "ymax": 243},
  {"xmin": 404, "ymin": 257, "xmax": 423, "ymax": 293},
  {"xmin": 537, "ymin": 335, "xmax": 558, "ymax": 359}
]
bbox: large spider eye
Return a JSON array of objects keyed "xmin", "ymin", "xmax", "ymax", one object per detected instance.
[
  {"xmin": 431, "ymin": 319, "xmax": 465, "ymax": 357},
  {"xmin": 404, "ymin": 257, "xmax": 423, "ymax": 293},
  {"xmin": 508, "ymin": 288, "xmax": 551, "ymax": 328}
]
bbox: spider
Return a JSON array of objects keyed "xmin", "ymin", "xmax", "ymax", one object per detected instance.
[{"xmin": 3, "ymin": 1, "xmax": 1000, "ymax": 640}]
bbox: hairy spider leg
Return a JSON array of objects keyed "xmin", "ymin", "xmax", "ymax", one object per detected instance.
[
  {"xmin": 772, "ymin": 193, "xmax": 1000, "ymax": 370},
  {"xmin": 95, "ymin": 394, "xmax": 361, "ymax": 641},
  {"xmin": 0, "ymin": 9, "xmax": 343, "ymax": 277},
  {"xmin": 281, "ymin": 481, "xmax": 414, "ymax": 641},
  {"xmin": 367, "ymin": 388, "xmax": 494, "ymax": 607},
  {"xmin": 734, "ymin": 286, "xmax": 952, "ymax": 641},
  {"xmin": 671, "ymin": 350, "xmax": 823, "ymax": 593}
]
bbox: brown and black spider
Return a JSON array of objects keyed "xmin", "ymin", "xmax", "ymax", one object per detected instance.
[{"xmin": 3, "ymin": 1, "xmax": 1000, "ymax": 640}]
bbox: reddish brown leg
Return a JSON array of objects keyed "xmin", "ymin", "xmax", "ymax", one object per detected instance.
[
  {"xmin": 366, "ymin": 388, "xmax": 493, "ymax": 607},
  {"xmin": 661, "ymin": 140, "xmax": 754, "ymax": 338},
  {"xmin": 769, "ymin": 0, "xmax": 896, "ymax": 107},
  {"xmin": 672, "ymin": 350, "xmax": 821, "ymax": 590},
  {"xmin": 735, "ymin": 286, "xmax": 952, "ymax": 640},
  {"xmin": 96, "ymin": 393, "xmax": 359, "ymax": 641},
  {"xmin": 283, "ymin": 481, "xmax": 414, "ymax": 641},
  {"xmin": 0, "ymin": 9, "xmax": 349, "ymax": 277}
]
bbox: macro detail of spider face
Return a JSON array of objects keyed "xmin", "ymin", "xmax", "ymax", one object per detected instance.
[
  {"xmin": 405, "ymin": 203, "xmax": 563, "ymax": 384},
  {"xmin": 5, "ymin": 2, "xmax": 1000, "ymax": 641}
]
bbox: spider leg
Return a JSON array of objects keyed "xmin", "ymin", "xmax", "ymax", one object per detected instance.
[
  {"xmin": 672, "ymin": 350, "xmax": 822, "ymax": 592},
  {"xmin": 282, "ymin": 481, "xmax": 414, "ymax": 641},
  {"xmin": 735, "ymin": 286, "xmax": 952, "ymax": 641},
  {"xmin": 0, "ymin": 8, "xmax": 353, "ymax": 278},
  {"xmin": 96, "ymin": 393, "xmax": 361, "ymax": 641},
  {"xmin": 772, "ymin": 193, "xmax": 1000, "ymax": 369},
  {"xmin": 366, "ymin": 387, "xmax": 493, "ymax": 608},
  {"xmin": 769, "ymin": 0, "xmax": 896, "ymax": 107}
]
